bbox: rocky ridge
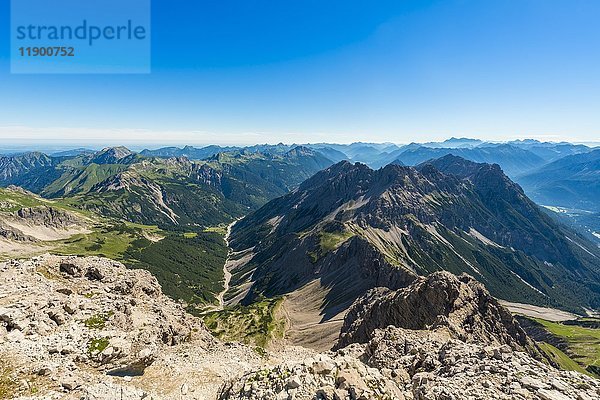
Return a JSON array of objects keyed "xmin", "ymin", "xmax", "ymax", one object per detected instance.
[
  {"xmin": 0, "ymin": 255, "xmax": 597, "ymax": 400},
  {"xmin": 336, "ymin": 271, "xmax": 540, "ymax": 355},
  {"xmin": 220, "ymin": 326, "xmax": 599, "ymax": 400}
]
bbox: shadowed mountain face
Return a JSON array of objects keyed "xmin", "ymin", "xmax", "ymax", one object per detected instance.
[
  {"xmin": 387, "ymin": 144, "xmax": 546, "ymax": 176},
  {"xmin": 230, "ymin": 156, "xmax": 600, "ymax": 315},
  {"xmin": 0, "ymin": 152, "xmax": 63, "ymax": 192}
]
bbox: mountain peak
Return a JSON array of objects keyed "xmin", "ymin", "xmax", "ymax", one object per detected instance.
[
  {"xmin": 420, "ymin": 154, "xmax": 504, "ymax": 181},
  {"xmin": 90, "ymin": 146, "xmax": 135, "ymax": 164},
  {"xmin": 336, "ymin": 271, "xmax": 540, "ymax": 357},
  {"xmin": 98, "ymin": 146, "xmax": 133, "ymax": 156},
  {"xmin": 284, "ymin": 145, "xmax": 316, "ymax": 157}
]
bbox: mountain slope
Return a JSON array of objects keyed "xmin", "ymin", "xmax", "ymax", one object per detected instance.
[
  {"xmin": 0, "ymin": 146, "xmax": 335, "ymax": 229},
  {"xmin": 517, "ymin": 148, "xmax": 600, "ymax": 212},
  {"xmin": 229, "ymin": 157, "xmax": 600, "ymax": 317}
]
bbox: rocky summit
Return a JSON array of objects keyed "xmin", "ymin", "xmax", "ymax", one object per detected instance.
[
  {"xmin": 0, "ymin": 255, "xmax": 268, "ymax": 399},
  {"xmin": 1, "ymin": 255, "xmax": 598, "ymax": 399},
  {"xmin": 336, "ymin": 271, "xmax": 539, "ymax": 354}
]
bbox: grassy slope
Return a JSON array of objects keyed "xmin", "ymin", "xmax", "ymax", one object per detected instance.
[
  {"xmin": 0, "ymin": 187, "xmax": 96, "ymax": 218},
  {"xmin": 537, "ymin": 342, "xmax": 591, "ymax": 376},
  {"xmin": 51, "ymin": 223, "xmax": 160, "ymax": 260},
  {"xmin": 42, "ymin": 164, "xmax": 129, "ymax": 197},
  {"xmin": 533, "ymin": 318, "xmax": 600, "ymax": 371},
  {"xmin": 0, "ymin": 189, "xmax": 48, "ymax": 211},
  {"xmin": 202, "ymin": 297, "xmax": 286, "ymax": 348}
]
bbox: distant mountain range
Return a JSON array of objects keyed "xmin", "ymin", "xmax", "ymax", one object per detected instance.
[
  {"xmin": 0, "ymin": 145, "xmax": 334, "ymax": 228},
  {"xmin": 3, "ymin": 138, "xmax": 597, "ymax": 236},
  {"xmin": 139, "ymin": 138, "xmax": 593, "ymax": 178},
  {"xmin": 229, "ymin": 155, "xmax": 600, "ymax": 316},
  {"xmin": 517, "ymin": 148, "xmax": 600, "ymax": 212}
]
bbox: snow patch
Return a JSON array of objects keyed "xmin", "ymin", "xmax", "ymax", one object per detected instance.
[
  {"xmin": 565, "ymin": 236, "xmax": 598, "ymax": 259},
  {"xmin": 467, "ymin": 228, "xmax": 504, "ymax": 248},
  {"xmin": 510, "ymin": 271, "xmax": 547, "ymax": 297}
]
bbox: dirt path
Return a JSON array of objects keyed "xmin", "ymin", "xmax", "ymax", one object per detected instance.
[{"xmin": 216, "ymin": 220, "xmax": 238, "ymax": 310}]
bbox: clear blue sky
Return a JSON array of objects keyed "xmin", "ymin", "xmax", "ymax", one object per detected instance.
[{"xmin": 1, "ymin": 0, "xmax": 600, "ymax": 146}]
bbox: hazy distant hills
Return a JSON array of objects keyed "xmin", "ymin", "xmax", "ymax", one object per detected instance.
[
  {"xmin": 230, "ymin": 155, "xmax": 600, "ymax": 315},
  {"xmin": 141, "ymin": 145, "xmax": 241, "ymax": 160},
  {"xmin": 388, "ymin": 144, "xmax": 546, "ymax": 176},
  {"xmin": 517, "ymin": 149, "xmax": 600, "ymax": 212},
  {"xmin": 311, "ymin": 138, "xmax": 592, "ymax": 178}
]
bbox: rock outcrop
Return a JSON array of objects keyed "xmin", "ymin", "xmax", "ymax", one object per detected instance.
[
  {"xmin": 14, "ymin": 206, "xmax": 82, "ymax": 229},
  {"xmin": 0, "ymin": 221, "xmax": 36, "ymax": 242},
  {"xmin": 220, "ymin": 326, "xmax": 599, "ymax": 400},
  {"xmin": 336, "ymin": 271, "xmax": 540, "ymax": 357},
  {"xmin": 219, "ymin": 271, "xmax": 597, "ymax": 400},
  {"xmin": 0, "ymin": 255, "xmax": 219, "ymax": 399}
]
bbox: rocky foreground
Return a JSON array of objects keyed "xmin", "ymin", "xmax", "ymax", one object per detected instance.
[{"xmin": 1, "ymin": 255, "xmax": 598, "ymax": 400}]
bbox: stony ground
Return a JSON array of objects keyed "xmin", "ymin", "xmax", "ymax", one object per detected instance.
[
  {"xmin": 220, "ymin": 327, "xmax": 600, "ymax": 400},
  {"xmin": 0, "ymin": 255, "xmax": 268, "ymax": 399},
  {"xmin": 1, "ymin": 255, "xmax": 598, "ymax": 400}
]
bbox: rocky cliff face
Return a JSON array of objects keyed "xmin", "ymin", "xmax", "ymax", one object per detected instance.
[
  {"xmin": 0, "ymin": 205, "xmax": 87, "ymax": 244},
  {"xmin": 14, "ymin": 206, "xmax": 82, "ymax": 229},
  {"xmin": 336, "ymin": 272, "xmax": 540, "ymax": 356}
]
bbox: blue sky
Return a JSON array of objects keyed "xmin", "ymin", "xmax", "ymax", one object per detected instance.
[{"xmin": 1, "ymin": 0, "xmax": 600, "ymax": 146}]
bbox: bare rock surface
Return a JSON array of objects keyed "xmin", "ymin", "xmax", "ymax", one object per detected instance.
[
  {"xmin": 1, "ymin": 255, "xmax": 598, "ymax": 400},
  {"xmin": 219, "ymin": 272, "xmax": 597, "ymax": 400},
  {"xmin": 0, "ymin": 255, "xmax": 269, "ymax": 399},
  {"xmin": 336, "ymin": 271, "xmax": 540, "ymax": 356},
  {"xmin": 220, "ymin": 327, "xmax": 599, "ymax": 400}
]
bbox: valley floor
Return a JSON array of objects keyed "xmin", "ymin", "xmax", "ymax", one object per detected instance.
[{"xmin": 499, "ymin": 300, "xmax": 579, "ymax": 322}]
